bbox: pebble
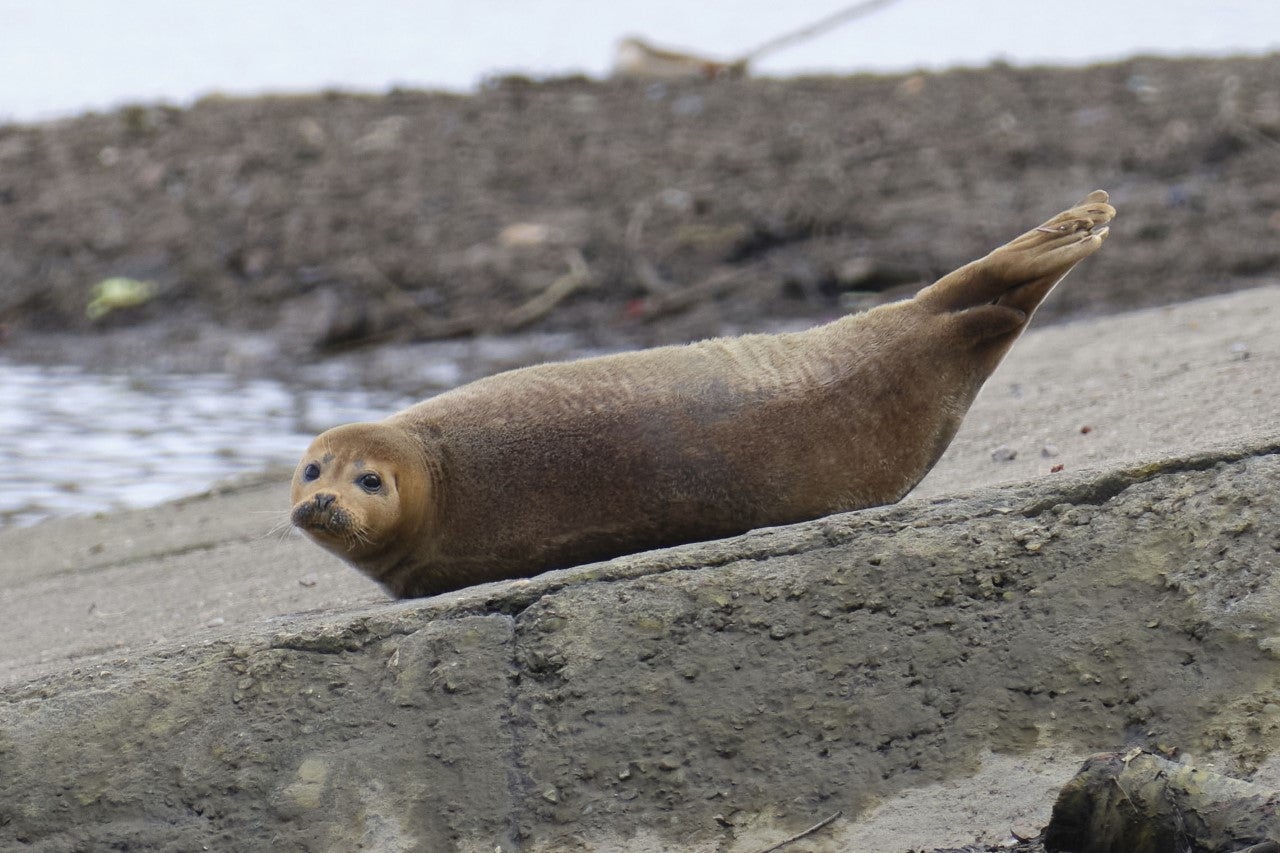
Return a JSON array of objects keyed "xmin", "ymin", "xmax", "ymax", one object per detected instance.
[
  {"xmin": 991, "ymin": 445, "xmax": 1018, "ymax": 462},
  {"xmin": 1011, "ymin": 824, "xmax": 1040, "ymax": 842}
]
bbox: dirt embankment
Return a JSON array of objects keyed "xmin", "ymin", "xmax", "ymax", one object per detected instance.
[{"xmin": 1, "ymin": 54, "xmax": 1278, "ymax": 365}]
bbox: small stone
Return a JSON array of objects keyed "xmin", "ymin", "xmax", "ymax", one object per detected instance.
[
  {"xmin": 206, "ymin": 616, "xmax": 226, "ymax": 628},
  {"xmin": 1041, "ymin": 443, "xmax": 1060, "ymax": 458},
  {"xmin": 541, "ymin": 787, "xmax": 558, "ymax": 803},
  {"xmin": 298, "ymin": 572, "xmax": 319, "ymax": 587},
  {"xmin": 1229, "ymin": 341, "xmax": 1250, "ymax": 360},
  {"xmin": 1011, "ymin": 824, "xmax": 1040, "ymax": 842},
  {"xmin": 769, "ymin": 624, "xmax": 793, "ymax": 640},
  {"xmin": 991, "ymin": 445, "xmax": 1017, "ymax": 462},
  {"xmin": 498, "ymin": 222, "xmax": 556, "ymax": 248}
]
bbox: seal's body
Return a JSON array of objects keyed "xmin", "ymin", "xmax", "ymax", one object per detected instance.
[{"xmin": 293, "ymin": 192, "xmax": 1114, "ymax": 598}]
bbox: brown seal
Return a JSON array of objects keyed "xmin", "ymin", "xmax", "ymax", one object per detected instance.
[{"xmin": 292, "ymin": 191, "xmax": 1114, "ymax": 598}]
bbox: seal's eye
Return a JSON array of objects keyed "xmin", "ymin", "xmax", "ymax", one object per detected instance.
[
  {"xmin": 303, "ymin": 463, "xmax": 321, "ymax": 481},
  {"xmin": 357, "ymin": 473, "xmax": 383, "ymax": 493}
]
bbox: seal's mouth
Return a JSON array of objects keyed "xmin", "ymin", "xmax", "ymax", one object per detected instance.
[{"xmin": 292, "ymin": 494, "xmax": 355, "ymax": 540}]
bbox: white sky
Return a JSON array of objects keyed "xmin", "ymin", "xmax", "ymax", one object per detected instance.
[{"xmin": 3, "ymin": 0, "xmax": 1278, "ymax": 122}]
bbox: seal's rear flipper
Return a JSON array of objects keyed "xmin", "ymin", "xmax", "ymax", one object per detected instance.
[{"xmin": 917, "ymin": 190, "xmax": 1114, "ymax": 335}]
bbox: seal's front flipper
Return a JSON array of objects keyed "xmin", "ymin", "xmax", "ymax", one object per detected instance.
[{"xmin": 918, "ymin": 191, "xmax": 1114, "ymax": 330}]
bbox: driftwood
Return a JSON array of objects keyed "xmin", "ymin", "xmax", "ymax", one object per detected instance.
[
  {"xmin": 329, "ymin": 250, "xmax": 592, "ymax": 348},
  {"xmin": 749, "ymin": 810, "xmax": 842, "ymax": 853},
  {"xmin": 1043, "ymin": 750, "xmax": 1280, "ymax": 853},
  {"xmin": 497, "ymin": 248, "xmax": 592, "ymax": 331},
  {"xmin": 624, "ymin": 198, "xmax": 678, "ymax": 296},
  {"xmin": 737, "ymin": 0, "xmax": 904, "ymax": 66},
  {"xmin": 613, "ymin": 0, "xmax": 904, "ymax": 80},
  {"xmin": 640, "ymin": 266, "xmax": 750, "ymax": 322}
]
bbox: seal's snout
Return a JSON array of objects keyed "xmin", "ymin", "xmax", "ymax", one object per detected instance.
[{"xmin": 292, "ymin": 492, "xmax": 340, "ymax": 529}]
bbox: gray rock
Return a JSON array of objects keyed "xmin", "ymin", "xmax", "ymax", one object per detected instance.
[{"xmin": 1, "ymin": 436, "xmax": 1279, "ymax": 851}]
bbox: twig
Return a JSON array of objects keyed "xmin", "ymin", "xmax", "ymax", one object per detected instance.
[
  {"xmin": 1217, "ymin": 75, "xmax": 1280, "ymax": 154},
  {"xmin": 1111, "ymin": 776, "xmax": 1139, "ymax": 812},
  {"xmin": 499, "ymin": 249, "xmax": 592, "ymax": 331},
  {"xmin": 738, "ymin": 0, "xmax": 904, "ymax": 65},
  {"xmin": 346, "ymin": 250, "xmax": 591, "ymax": 345},
  {"xmin": 625, "ymin": 198, "xmax": 677, "ymax": 296},
  {"xmin": 641, "ymin": 266, "xmax": 748, "ymax": 322},
  {"xmin": 1227, "ymin": 842, "xmax": 1280, "ymax": 853},
  {"xmin": 750, "ymin": 809, "xmax": 843, "ymax": 853},
  {"xmin": 1226, "ymin": 118, "xmax": 1280, "ymax": 153},
  {"xmin": 616, "ymin": 0, "xmax": 901, "ymax": 81},
  {"xmin": 349, "ymin": 255, "xmax": 455, "ymax": 339}
]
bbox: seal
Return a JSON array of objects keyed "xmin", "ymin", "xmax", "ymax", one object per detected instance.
[{"xmin": 292, "ymin": 191, "xmax": 1114, "ymax": 598}]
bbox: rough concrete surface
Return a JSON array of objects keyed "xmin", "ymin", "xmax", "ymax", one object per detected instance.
[{"xmin": 0, "ymin": 284, "xmax": 1277, "ymax": 851}]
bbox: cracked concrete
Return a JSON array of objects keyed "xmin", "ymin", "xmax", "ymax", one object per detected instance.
[{"xmin": 1, "ymin": 438, "xmax": 1279, "ymax": 851}]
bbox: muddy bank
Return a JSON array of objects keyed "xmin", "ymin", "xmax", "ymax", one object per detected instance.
[{"xmin": 1, "ymin": 54, "xmax": 1279, "ymax": 373}]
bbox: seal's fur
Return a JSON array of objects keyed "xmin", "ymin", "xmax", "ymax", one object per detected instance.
[{"xmin": 292, "ymin": 192, "xmax": 1115, "ymax": 597}]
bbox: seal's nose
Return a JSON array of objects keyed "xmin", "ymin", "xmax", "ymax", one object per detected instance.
[{"xmin": 313, "ymin": 493, "xmax": 335, "ymax": 509}]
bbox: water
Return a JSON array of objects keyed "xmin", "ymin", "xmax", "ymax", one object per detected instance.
[{"xmin": 0, "ymin": 361, "xmax": 411, "ymax": 528}]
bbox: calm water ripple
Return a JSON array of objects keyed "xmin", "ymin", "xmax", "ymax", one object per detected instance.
[{"xmin": 0, "ymin": 361, "xmax": 411, "ymax": 528}]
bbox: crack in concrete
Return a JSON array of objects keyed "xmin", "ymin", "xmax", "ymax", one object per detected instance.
[{"xmin": 1019, "ymin": 436, "xmax": 1280, "ymax": 518}]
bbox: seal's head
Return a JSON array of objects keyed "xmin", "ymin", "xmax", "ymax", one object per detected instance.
[{"xmin": 290, "ymin": 421, "xmax": 433, "ymax": 565}]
